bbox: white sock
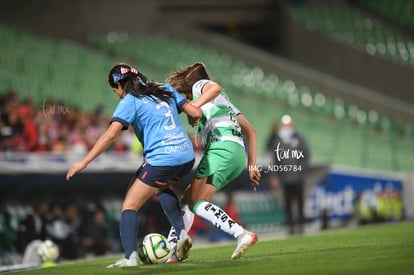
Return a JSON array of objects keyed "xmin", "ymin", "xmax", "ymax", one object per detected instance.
[
  {"xmin": 182, "ymin": 204, "xmax": 195, "ymax": 232},
  {"xmin": 193, "ymin": 200, "xmax": 245, "ymax": 238},
  {"xmin": 167, "ymin": 204, "xmax": 195, "ymax": 245}
]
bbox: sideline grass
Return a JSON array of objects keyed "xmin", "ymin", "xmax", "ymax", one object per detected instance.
[{"xmin": 8, "ymin": 221, "xmax": 414, "ymax": 275}]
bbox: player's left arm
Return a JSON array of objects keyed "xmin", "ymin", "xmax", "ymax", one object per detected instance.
[
  {"xmin": 238, "ymin": 114, "xmax": 261, "ymax": 190},
  {"xmin": 192, "ymin": 81, "xmax": 221, "ymax": 108},
  {"xmin": 66, "ymin": 121, "xmax": 123, "ymax": 180}
]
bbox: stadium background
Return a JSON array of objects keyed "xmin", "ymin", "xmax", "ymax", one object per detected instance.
[{"xmin": 0, "ymin": 0, "xmax": 413, "ymax": 263}]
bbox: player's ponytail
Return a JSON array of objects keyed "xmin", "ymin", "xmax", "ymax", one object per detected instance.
[
  {"xmin": 108, "ymin": 63, "xmax": 173, "ymax": 103},
  {"xmin": 166, "ymin": 62, "xmax": 209, "ymax": 100}
]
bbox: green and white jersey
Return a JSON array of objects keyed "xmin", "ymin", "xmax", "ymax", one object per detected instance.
[{"xmin": 193, "ymin": 79, "xmax": 244, "ymax": 148}]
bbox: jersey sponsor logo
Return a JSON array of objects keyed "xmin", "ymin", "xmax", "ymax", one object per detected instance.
[
  {"xmin": 161, "ymin": 132, "xmax": 186, "ymax": 145},
  {"xmin": 164, "ymin": 141, "xmax": 191, "ymax": 153}
]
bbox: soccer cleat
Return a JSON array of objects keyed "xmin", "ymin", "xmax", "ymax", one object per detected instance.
[
  {"xmin": 231, "ymin": 231, "xmax": 258, "ymax": 259},
  {"xmin": 176, "ymin": 231, "xmax": 192, "ymax": 261},
  {"xmin": 166, "ymin": 255, "xmax": 179, "ymax": 263},
  {"xmin": 166, "ymin": 242, "xmax": 178, "ymax": 263},
  {"xmin": 166, "ymin": 243, "xmax": 179, "ymax": 263},
  {"xmin": 106, "ymin": 251, "xmax": 138, "ymax": 268}
]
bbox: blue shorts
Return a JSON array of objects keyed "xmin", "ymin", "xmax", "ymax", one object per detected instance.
[{"xmin": 135, "ymin": 159, "xmax": 195, "ymax": 188}]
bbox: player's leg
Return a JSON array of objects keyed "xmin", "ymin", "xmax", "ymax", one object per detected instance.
[
  {"xmin": 170, "ymin": 186, "xmax": 197, "ymax": 262},
  {"xmin": 158, "ymin": 188, "xmax": 194, "ymax": 262},
  {"xmin": 170, "ymin": 175, "xmax": 218, "ymax": 262},
  {"xmin": 107, "ymin": 177, "xmax": 158, "ymax": 268},
  {"xmin": 187, "ymin": 181, "xmax": 258, "ymax": 259},
  {"xmin": 296, "ymin": 182, "xmax": 305, "ymax": 234},
  {"xmin": 157, "ymin": 188, "xmax": 185, "ymax": 239},
  {"xmin": 189, "ymin": 178, "xmax": 245, "ymax": 235},
  {"xmin": 167, "ymin": 203, "xmax": 194, "ymax": 243},
  {"xmin": 160, "ymin": 160, "xmax": 195, "ymax": 238},
  {"xmin": 166, "ymin": 174, "xmax": 201, "ymax": 247},
  {"xmin": 154, "ymin": 160, "xmax": 194, "ymax": 262},
  {"xmin": 188, "ymin": 142, "xmax": 258, "ymax": 259},
  {"xmin": 166, "ymin": 202, "xmax": 194, "ymax": 263},
  {"xmin": 187, "ymin": 141, "xmax": 242, "ymax": 236},
  {"xmin": 284, "ymin": 184, "xmax": 294, "ymax": 234}
]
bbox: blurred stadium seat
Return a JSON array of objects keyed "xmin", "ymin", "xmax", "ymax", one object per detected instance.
[
  {"xmin": 359, "ymin": 0, "xmax": 414, "ymax": 33},
  {"xmin": 289, "ymin": 2, "xmax": 414, "ymax": 66}
]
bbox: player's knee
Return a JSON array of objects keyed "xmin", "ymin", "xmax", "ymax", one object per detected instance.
[{"xmin": 121, "ymin": 200, "xmax": 140, "ymax": 211}]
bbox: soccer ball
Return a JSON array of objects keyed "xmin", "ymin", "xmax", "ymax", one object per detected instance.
[
  {"xmin": 137, "ymin": 233, "xmax": 171, "ymax": 264},
  {"xmin": 37, "ymin": 240, "xmax": 59, "ymax": 262}
]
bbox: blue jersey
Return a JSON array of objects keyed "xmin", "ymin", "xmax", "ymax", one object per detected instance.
[{"xmin": 110, "ymin": 84, "xmax": 194, "ymax": 166}]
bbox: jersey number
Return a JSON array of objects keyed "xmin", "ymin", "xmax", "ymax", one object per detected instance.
[{"xmin": 156, "ymin": 101, "xmax": 176, "ymax": 131}]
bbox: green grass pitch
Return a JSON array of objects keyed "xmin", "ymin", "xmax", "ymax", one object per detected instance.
[{"xmin": 9, "ymin": 221, "xmax": 414, "ymax": 275}]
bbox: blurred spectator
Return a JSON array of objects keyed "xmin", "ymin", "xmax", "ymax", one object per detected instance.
[
  {"xmin": 16, "ymin": 201, "xmax": 48, "ymax": 253},
  {"xmin": 0, "ymin": 92, "xmax": 133, "ymax": 153},
  {"xmin": 0, "ymin": 92, "xmax": 23, "ymax": 151},
  {"xmin": 80, "ymin": 208, "xmax": 112, "ymax": 256},
  {"xmin": 47, "ymin": 201, "xmax": 81, "ymax": 259},
  {"xmin": 84, "ymin": 107, "xmax": 105, "ymax": 150},
  {"xmin": 4, "ymin": 108, "xmax": 24, "ymax": 150},
  {"xmin": 109, "ymin": 135, "xmax": 128, "ymax": 153},
  {"xmin": 34, "ymin": 107, "xmax": 55, "ymax": 152},
  {"xmin": 266, "ymin": 121, "xmax": 279, "ymax": 152},
  {"xmin": 354, "ymin": 188, "xmax": 404, "ymax": 225},
  {"xmin": 0, "ymin": 210, "xmax": 17, "ymax": 255},
  {"xmin": 17, "ymin": 104, "xmax": 39, "ymax": 152},
  {"xmin": 67, "ymin": 116, "xmax": 89, "ymax": 154},
  {"xmin": 45, "ymin": 201, "xmax": 63, "ymax": 236},
  {"xmin": 51, "ymin": 135, "xmax": 68, "ymax": 153},
  {"xmin": 267, "ymin": 115, "xmax": 310, "ymax": 235},
  {"xmin": 52, "ymin": 121, "xmax": 70, "ymax": 153}
]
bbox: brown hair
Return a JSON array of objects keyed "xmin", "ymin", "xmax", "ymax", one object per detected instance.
[{"xmin": 166, "ymin": 62, "xmax": 209, "ymax": 100}]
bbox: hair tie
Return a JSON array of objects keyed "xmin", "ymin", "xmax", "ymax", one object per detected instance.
[
  {"xmin": 112, "ymin": 67, "xmax": 139, "ymax": 83},
  {"xmin": 121, "ymin": 67, "xmax": 139, "ymax": 75},
  {"xmin": 120, "ymin": 67, "xmax": 129, "ymax": 75},
  {"xmin": 112, "ymin": 66, "xmax": 147, "ymax": 85}
]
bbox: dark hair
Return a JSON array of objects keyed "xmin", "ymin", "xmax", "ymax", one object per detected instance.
[
  {"xmin": 108, "ymin": 63, "xmax": 173, "ymax": 103},
  {"xmin": 166, "ymin": 62, "xmax": 209, "ymax": 100}
]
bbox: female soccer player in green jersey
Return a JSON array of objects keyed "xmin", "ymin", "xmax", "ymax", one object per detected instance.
[{"xmin": 166, "ymin": 62, "xmax": 261, "ymax": 261}]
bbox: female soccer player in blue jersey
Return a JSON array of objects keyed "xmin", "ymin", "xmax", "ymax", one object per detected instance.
[
  {"xmin": 66, "ymin": 64, "xmax": 201, "ymax": 267},
  {"xmin": 166, "ymin": 62, "xmax": 261, "ymax": 261}
]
